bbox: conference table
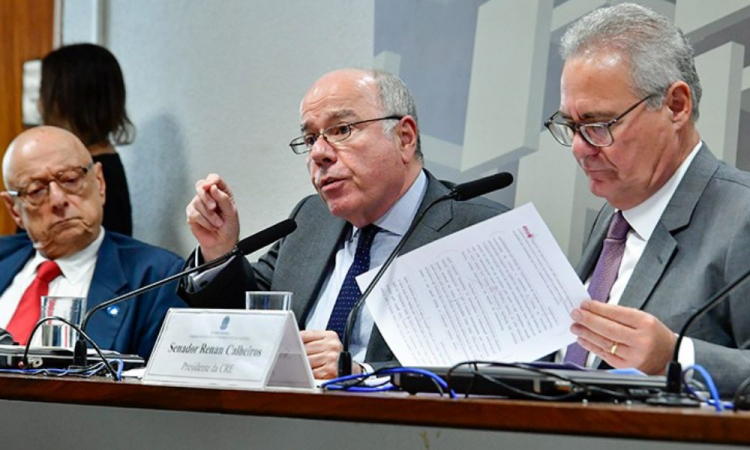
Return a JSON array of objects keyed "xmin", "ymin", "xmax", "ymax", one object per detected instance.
[{"xmin": 0, "ymin": 374, "xmax": 748, "ymax": 449}]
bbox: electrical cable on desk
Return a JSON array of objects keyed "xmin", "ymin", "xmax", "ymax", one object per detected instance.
[
  {"xmin": 322, "ymin": 367, "xmax": 457, "ymax": 398},
  {"xmin": 18, "ymin": 316, "xmax": 122, "ymax": 380},
  {"xmin": 447, "ymin": 361, "xmax": 631, "ymax": 401},
  {"xmin": 0, "ymin": 359, "xmax": 123, "ymax": 379},
  {"xmin": 682, "ymin": 364, "xmax": 731, "ymax": 412}
]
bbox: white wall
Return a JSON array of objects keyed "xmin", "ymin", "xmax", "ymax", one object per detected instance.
[{"xmin": 63, "ymin": 0, "xmax": 374, "ymax": 256}]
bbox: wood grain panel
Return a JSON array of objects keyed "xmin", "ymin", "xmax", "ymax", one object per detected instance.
[
  {"xmin": 0, "ymin": 0, "xmax": 55, "ymax": 235},
  {"xmin": 0, "ymin": 375, "xmax": 749, "ymax": 445}
]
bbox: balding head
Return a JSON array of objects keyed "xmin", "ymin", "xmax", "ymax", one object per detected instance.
[
  {"xmin": 298, "ymin": 68, "xmax": 421, "ymax": 228},
  {"xmin": 1, "ymin": 126, "xmax": 105, "ymax": 259},
  {"xmin": 4, "ymin": 126, "xmax": 92, "ymax": 189}
]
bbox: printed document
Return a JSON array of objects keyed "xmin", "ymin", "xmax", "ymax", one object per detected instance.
[{"xmin": 358, "ymin": 203, "xmax": 587, "ymax": 366}]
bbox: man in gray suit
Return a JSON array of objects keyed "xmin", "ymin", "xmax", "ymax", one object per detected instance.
[
  {"xmin": 182, "ymin": 68, "xmax": 507, "ymax": 379},
  {"xmin": 545, "ymin": 3, "xmax": 750, "ymax": 394}
]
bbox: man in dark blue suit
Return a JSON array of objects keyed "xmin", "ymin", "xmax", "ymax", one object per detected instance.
[{"xmin": 0, "ymin": 126, "xmax": 185, "ymax": 359}]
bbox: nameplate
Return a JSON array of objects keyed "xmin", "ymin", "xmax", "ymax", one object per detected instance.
[{"xmin": 143, "ymin": 309, "xmax": 315, "ymax": 391}]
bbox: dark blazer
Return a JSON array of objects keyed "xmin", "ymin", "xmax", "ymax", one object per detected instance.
[
  {"xmin": 180, "ymin": 171, "xmax": 509, "ymax": 364},
  {"xmin": 93, "ymin": 153, "xmax": 132, "ymax": 237},
  {"xmin": 0, "ymin": 231, "xmax": 187, "ymax": 359},
  {"xmin": 578, "ymin": 146, "xmax": 750, "ymax": 395}
]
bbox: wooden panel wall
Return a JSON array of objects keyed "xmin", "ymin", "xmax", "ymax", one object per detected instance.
[{"xmin": 0, "ymin": 0, "xmax": 56, "ymax": 235}]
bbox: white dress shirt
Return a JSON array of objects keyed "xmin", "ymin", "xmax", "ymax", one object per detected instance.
[
  {"xmin": 567, "ymin": 142, "xmax": 702, "ymax": 367},
  {"xmin": 0, "ymin": 229, "xmax": 104, "ymax": 344}
]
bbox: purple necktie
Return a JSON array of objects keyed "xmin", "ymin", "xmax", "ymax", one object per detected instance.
[
  {"xmin": 326, "ymin": 225, "xmax": 380, "ymax": 339},
  {"xmin": 565, "ymin": 211, "xmax": 630, "ymax": 365}
]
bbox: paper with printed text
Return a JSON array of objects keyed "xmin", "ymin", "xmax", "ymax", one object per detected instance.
[{"xmin": 358, "ymin": 203, "xmax": 586, "ymax": 366}]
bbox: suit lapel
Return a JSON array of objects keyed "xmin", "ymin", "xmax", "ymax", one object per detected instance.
[
  {"xmin": 366, "ymin": 172, "xmax": 453, "ymax": 360},
  {"xmin": 618, "ymin": 146, "xmax": 718, "ymax": 310},
  {"xmin": 85, "ymin": 233, "xmax": 130, "ymax": 349},
  {"xmin": 0, "ymin": 243, "xmax": 35, "ymax": 294},
  {"xmin": 617, "ymin": 224, "xmax": 677, "ymax": 310},
  {"xmin": 293, "ymin": 208, "xmax": 348, "ymax": 326},
  {"xmin": 400, "ymin": 171, "xmax": 455, "ymax": 253}
]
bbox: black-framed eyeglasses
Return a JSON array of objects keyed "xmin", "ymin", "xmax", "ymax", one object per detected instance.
[
  {"xmin": 289, "ymin": 115, "xmax": 404, "ymax": 154},
  {"xmin": 544, "ymin": 94, "xmax": 656, "ymax": 147},
  {"xmin": 6, "ymin": 162, "xmax": 95, "ymax": 207}
]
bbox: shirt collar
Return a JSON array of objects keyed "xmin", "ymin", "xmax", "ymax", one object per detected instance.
[
  {"xmin": 351, "ymin": 170, "xmax": 428, "ymax": 239},
  {"xmin": 622, "ymin": 141, "xmax": 702, "ymax": 241},
  {"xmin": 31, "ymin": 227, "xmax": 105, "ymax": 284}
]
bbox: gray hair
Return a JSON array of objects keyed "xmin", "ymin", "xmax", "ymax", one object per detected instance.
[
  {"xmin": 369, "ymin": 69, "xmax": 423, "ymax": 159},
  {"xmin": 560, "ymin": 2, "xmax": 701, "ymax": 120}
]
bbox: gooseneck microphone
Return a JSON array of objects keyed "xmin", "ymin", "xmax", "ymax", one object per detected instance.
[
  {"xmin": 450, "ymin": 172, "xmax": 514, "ymax": 201},
  {"xmin": 337, "ymin": 172, "xmax": 514, "ymax": 376},
  {"xmin": 72, "ymin": 218, "xmax": 297, "ymax": 366},
  {"xmin": 652, "ymin": 264, "xmax": 750, "ymax": 404}
]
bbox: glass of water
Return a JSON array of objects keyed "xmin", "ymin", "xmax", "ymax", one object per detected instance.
[
  {"xmin": 40, "ymin": 296, "xmax": 86, "ymax": 348},
  {"xmin": 245, "ymin": 291, "xmax": 293, "ymax": 311}
]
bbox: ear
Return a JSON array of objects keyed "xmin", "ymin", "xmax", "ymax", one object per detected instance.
[
  {"xmin": 396, "ymin": 116, "xmax": 419, "ymax": 163},
  {"xmin": 665, "ymin": 81, "xmax": 692, "ymax": 128},
  {"xmin": 93, "ymin": 162, "xmax": 106, "ymax": 203},
  {"xmin": 0, "ymin": 192, "xmax": 25, "ymax": 229}
]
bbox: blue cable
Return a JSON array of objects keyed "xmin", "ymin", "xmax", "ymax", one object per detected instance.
[
  {"xmin": 682, "ymin": 364, "xmax": 731, "ymax": 411},
  {"xmin": 321, "ymin": 367, "xmax": 457, "ymax": 398}
]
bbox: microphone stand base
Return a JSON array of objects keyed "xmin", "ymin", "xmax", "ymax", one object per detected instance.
[
  {"xmin": 338, "ymin": 351, "xmax": 352, "ymax": 378},
  {"xmin": 73, "ymin": 339, "xmax": 88, "ymax": 367}
]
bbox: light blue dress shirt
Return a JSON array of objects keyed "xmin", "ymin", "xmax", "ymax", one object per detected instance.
[{"xmin": 305, "ymin": 171, "xmax": 427, "ymax": 362}]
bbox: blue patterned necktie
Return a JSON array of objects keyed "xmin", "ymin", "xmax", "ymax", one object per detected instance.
[
  {"xmin": 564, "ymin": 211, "xmax": 630, "ymax": 365},
  {"xmin": 326, "ymin": 225, "xmax": 380, "ymax": 339}
]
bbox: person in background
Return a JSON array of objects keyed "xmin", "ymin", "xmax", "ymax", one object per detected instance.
[{"xmin": 39, "ymin": 43, "xmax": 133, "ymax": 236}]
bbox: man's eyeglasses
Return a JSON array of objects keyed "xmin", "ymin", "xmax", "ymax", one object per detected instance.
[
  {"xmin": 6, "ymin": 163, "xmax": 95, "ymax": 207},
  {"xmin": 289, "ymin": 115, "xmax": 404, "ymax": 154},
  {"xmin": 544, "ymin": 94, "xmax": 656, "ymax": 147}
]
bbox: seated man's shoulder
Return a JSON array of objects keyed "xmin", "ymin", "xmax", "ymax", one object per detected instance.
[
  {"xmin": 104, "ymin": 231, "xmax": 184, "ymax": 268},
  {"xmin": 713, "ymin": 163, "xmax": 750, "ymax": 191},
  {"xmin": 0, "ymin": 233, "xmax": 33, "ymax": 256},
  {"xmin": 293, "ymin": 193, "xmax": 329, "ymax": 215},
  {"xmin": 456, "ymin": 195, "xmax": 510, "ymax": 215},
  {"xmin": 289, "ymin": 194, "xmax": 342, "ymax": 229}
]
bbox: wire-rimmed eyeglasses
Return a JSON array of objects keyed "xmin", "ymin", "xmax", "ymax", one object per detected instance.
[
  {"xmin": 289, "ymin": 115, "xmax": 404, "ymax": 154},
  {"xmin": 6, "ymin": 162, "xmax": 95, "ymax": 207}
]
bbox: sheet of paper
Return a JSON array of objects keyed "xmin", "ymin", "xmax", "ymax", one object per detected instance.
[{"xmin": 358, "ymin": 203, "xmax": 587, "ymax": 366}]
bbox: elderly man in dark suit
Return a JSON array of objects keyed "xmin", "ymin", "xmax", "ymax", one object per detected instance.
[
  {"xmin": 0, "ymin": 126, "xmax": 186, "ymax": 359},
  {"xmin": 544, "ymin": 3, "xmax": 750, "ymax": 394},
  {"xmin": 181, "ymin": 68, "xmax": 508, "ymax": 378}
]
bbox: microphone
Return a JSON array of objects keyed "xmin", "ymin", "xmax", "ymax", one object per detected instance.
[
  {"xmin": 236, "ymin": 219, "xmax": 297, "ymax": 255},
  {"xmin": 337, "ymin": 173, "xmax": 514, "ymax": 376},
  {"xmin": 72, "ymin": 218, "xmax": 297, "ymax": 366},
  {"xmin": 450, "ymin": 172, "xmax": 514, "ymax": 201},
  {"xmin": 647, "ymin": 264, "xmax": 750, "ymax": 406}
]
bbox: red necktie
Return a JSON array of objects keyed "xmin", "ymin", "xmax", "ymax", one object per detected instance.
[{"xmin": 7, "ymin": 261, "xmax": 62, "ymax": 345}]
